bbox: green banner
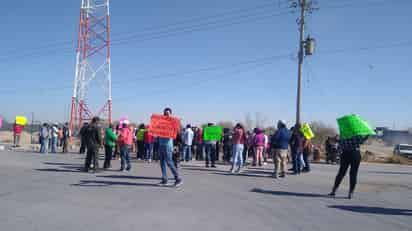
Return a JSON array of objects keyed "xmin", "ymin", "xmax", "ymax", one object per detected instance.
[
  {"xmin": 203, "ymin": 126, "xmax": 223, "ymax": 141},
  {"xmin": 337, "ymin": 114, "xmax": 376, "ymax": 139}
]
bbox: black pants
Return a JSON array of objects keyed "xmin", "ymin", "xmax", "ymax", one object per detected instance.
[
  {"xmin": 104, "ymin": 145, "xmax": 113, "ymax": 168},
  {"xmin": 137, "ymin": 141, "xmax": 145, "ymax": 159},
  {"xmin": 85, "ymin": 147, "xmax": 99, "ymax": 170},
  {"xmin": 223, "ymin": 144, "xmax": 232, "ymax": 162},
  {"xmin": 79, "ymin": 138, "xmax": 86, "ymax": 154},
  {"xmin": 62, "ymin": 138, "xmax": 69, "ymax": 153},
  {"xmin": 333, "ymin": 150, "xmax": 361, "ymax": 193}
]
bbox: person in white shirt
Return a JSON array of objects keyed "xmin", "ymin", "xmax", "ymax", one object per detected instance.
[{"xmin": 182, "ymin": 124, "xmax": 194, "ymax": 162}]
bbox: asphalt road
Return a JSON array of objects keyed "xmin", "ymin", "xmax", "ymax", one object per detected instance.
[{"xmin": 1, "ymin": 150, "xmax": 411, "ymax": 231}]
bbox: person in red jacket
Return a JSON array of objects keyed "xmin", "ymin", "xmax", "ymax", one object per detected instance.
[
  {"xmin": 13, "ymin": 123, "xmax": 24, "ymax": 147},
  {"xmin": 117, "ymin": 121, "xmax": 133, "ymax": 171},
  {"xmin": 144, "ymin": 126, "xmax": 154, "ymax": 163}
]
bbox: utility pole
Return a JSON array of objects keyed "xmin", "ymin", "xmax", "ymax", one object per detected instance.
[
  {"xmin": 292, "ymin": 0, "xmax": 317, "ymax": 125},
  {"xmin": 30, "ymin": 112, "xmax": 34, "ymax": 144}
]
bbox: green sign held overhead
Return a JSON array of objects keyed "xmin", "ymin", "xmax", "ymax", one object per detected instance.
[
  {"xmin": 203, "ymin": 126, "xmax": 223, "ymax": 141},
  {"xmin": 337, "ymin": 114, "xmax": 376, "ymax": 139}
]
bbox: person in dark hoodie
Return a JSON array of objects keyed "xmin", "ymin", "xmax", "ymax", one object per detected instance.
[
  {"xmin": 289, "ymin": 124, "xmax": 305, "ymax": 175},
  {"xmin": 83, "ymin": 117, "xmax": 102, "ymax": 173},
  {"xmin": 329, "ymin": 135, "xmax": 369, "ymax": 199}
]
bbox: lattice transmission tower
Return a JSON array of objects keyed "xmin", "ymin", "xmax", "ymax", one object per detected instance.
[{"xmin": 70, "ymin": 0, "xmax": 112, "ymax": 132}]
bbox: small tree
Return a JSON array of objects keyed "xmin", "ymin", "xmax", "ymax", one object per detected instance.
[{"xmin": 310, "ymin": 121, "xmax": 337, "ymax": 146}]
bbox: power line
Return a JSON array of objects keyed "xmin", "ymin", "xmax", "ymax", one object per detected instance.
[{"xmin": 0, "ymin": 1, "xmax": 284, "ymax": 57}]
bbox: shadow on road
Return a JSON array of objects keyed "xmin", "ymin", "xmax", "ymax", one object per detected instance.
[
  {"xmin": 251, "ymin": 188, "xmax": 330, "ymax": 198},
  {"xmin": 367, "ymin": 171, "xmax": 412, "ymax": 175},
  {"xmin": 96, "ymin": 175, "xmax": 168, "ymax": 181},
  {"xmin": 182, "ymin": 167, "xmax": 228, "ymax": 174},
  {"xmin": 43, "ymin": 162, "xmax": 80, "ymax": 166},
  {"xmin": 71, "ymin": 180, "xmax": 160, "ymax": 187},
  {"xmin": 214, "ymin": 172, "xmax": 271, "ymax": 179},
  {"xmin": 328, "ymin": 205, "xmax": 412, "ymax": 216},
  {"xmin": 35, "ymin": 168, "xmax": 83, "ymax": 173}
]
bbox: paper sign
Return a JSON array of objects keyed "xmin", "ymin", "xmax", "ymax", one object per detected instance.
[
  {"xmin": 337, "ymin": 114, "xmax": 376, "ymax": 139},
  {"xmin": 148, "ymin": 114, "xmax": 180, "ymax": 139},
  {"xmin": 203, "ymin": 126, "xmax": 223, "ymax": 141},
  {"xmin": 300, "ymin": 123, "xmax": 314, "ymax": 140},
  {"xmin": 15, "ymin": 116, "xmax": 27, "ymax": 126}
]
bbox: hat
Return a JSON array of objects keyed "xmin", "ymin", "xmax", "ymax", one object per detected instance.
[
  {"xmin": 278, "ymin": 120, "xmax": 287, "ymax": 126},
  {"xmin": 123, "ymin": 120, "xmax": 130, "ymax": 125}
]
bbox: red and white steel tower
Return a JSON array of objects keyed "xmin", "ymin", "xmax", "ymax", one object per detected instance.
[{"xmin": 70, "ymin": 0, "xmax": 112, "ymax": 132}]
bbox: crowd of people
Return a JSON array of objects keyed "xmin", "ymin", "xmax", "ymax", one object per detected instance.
[
  {"xmin": 38, "ymin": 122, "xmax": 71, "ymax": 154},
  {"xmin": 31, "ymin": 107, "xmax": 368, "ymax": 197}
]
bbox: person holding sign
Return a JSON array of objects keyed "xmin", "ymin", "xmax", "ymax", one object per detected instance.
[
  {"xmin": 329, "ymin": 115, "xmax": 373, "ymax": 199},
  {"xmin": 152, "ymin": 108, "xmax": 183, "ymax": 187},
  {"xmin": 13, "ymin": 122, "xmax": 24, "ymax": 147},
  {"xmin": 203, "ymin": 123, "xmax": 221, "ymax": 168}
]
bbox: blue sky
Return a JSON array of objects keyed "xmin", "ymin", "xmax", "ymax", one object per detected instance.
[{"xmin": 0, "ymin": 0, "xmax": 411, "ymax": 129}]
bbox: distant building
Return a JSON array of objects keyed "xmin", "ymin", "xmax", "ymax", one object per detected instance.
[{"xmin": 375, "ymin": 127, "xmax": 412, "ymax": 145}]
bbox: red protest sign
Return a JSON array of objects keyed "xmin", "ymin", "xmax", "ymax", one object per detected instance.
[{"xmin": 148, "ymin": 114, "xmax": 180, "ymax": 139}]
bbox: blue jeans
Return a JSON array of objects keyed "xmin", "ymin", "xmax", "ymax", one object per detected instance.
[
  {"xmin": 159, "ymin": 144, "xmax": 180, "ymax": 182},
  {"xmin": 232, "ymin": 144, "xmax": 244, "ymax": 168},
  {"xmin": 144, "ymin": 143, "xmax": 154, "ymax": 160},
  {"xmin": 51, "ymin": 137, "xmax": 58, "ymax": 153},
  {"xmin": 292, "ymin": 151, "xmax": 303, "ymax": 174},
  {"xmin": 120, "ymin": 145, "xmax": 131, "ymax": 169},
  {"xmin": 40, "ymin": 137, "xmax": 49, "ymax": 153},
  {"xmin": 183, "ymin": 145, "xmax": 192, "ymax": 161}
]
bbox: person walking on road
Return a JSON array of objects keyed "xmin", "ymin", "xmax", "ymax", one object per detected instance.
[
  {"xmin": 158, "ymin": 108, "xmax": 183, "ymax": 187},
  {"xmin": 118, "ymin": 121, "xmax": 133, "ymax": 171},
  {"xmin": 271, "ymin": 120, "xmax": 291, "ymax": 178},
  {"xmin": 83, "ymin": 117, "xmax": 102, "ymax": 173},
  {"xmin": 103, "ymin": 124, "xmax": 117, "ymax": 169},
  {"xmin": 230, "ymin": 123, "xmax": 246, "ymax": 173},
  {"xmin": 329, "ymin": 135, "xmax": 369, "ymax": 199}
]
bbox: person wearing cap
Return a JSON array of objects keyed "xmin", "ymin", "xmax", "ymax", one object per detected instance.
[
  {"xmin": 83, "ymin": 117, "xmax": 103, "ymax": 173},
  {"xmin": 271, "ymin": 120, "xmax": 291, "ymax": 178},
  {"xmin": 157, "ymin": 108, "xmax": 183, "ymax": 187}
]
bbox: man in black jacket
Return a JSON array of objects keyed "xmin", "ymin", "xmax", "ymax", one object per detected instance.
[{"xmin": 83, "ymin": 117, "xmax": 102, "ymax": 173}]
